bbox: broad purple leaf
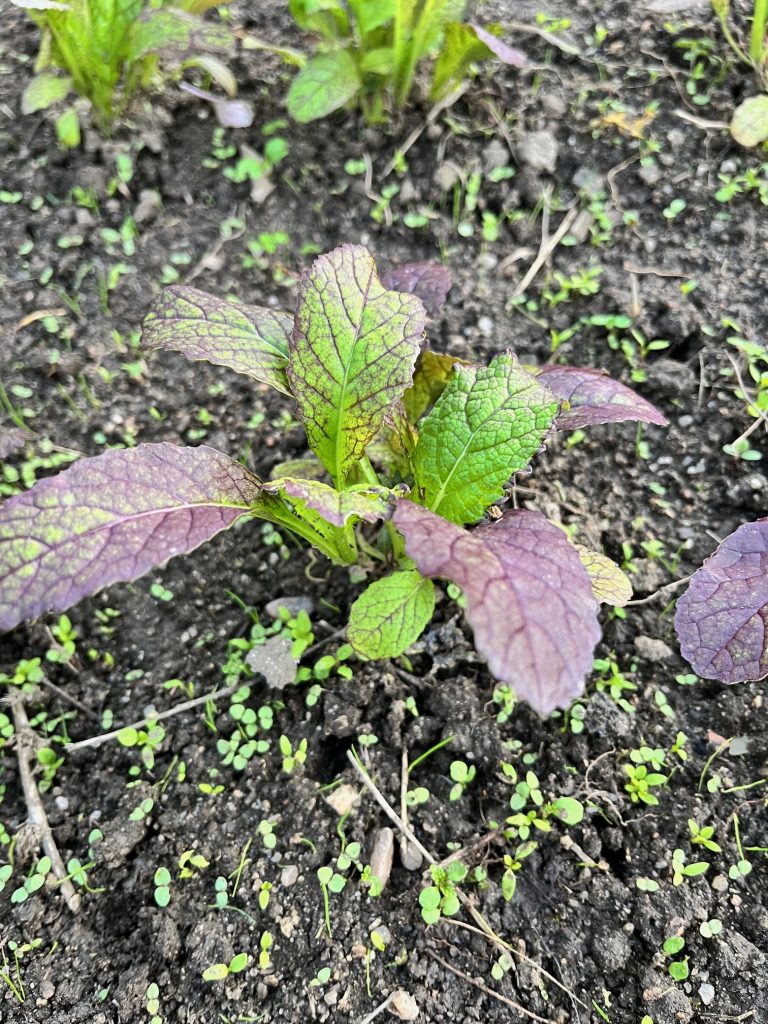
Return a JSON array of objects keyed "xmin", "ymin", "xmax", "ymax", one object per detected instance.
[
  {"xmin": 675, "ymin": 519, "xmax": 768, "ymax": 683},
  {"xmin": 142, "ymin": 286, "xmax": 292, "ymax": 395},
  {"xmin": 0, "ymin": 428, "xmax": 31, "ymax": 459},
  {"xmin": 0, "ymin": 443, "xmax": 265, "ymax": 632},
  {"xmin": 393, "ymin": 500, "xmax": 601, "ymax": 713},
  {"xmin": 287, "ymin": 245, "xmax": 425, "ymax": 486},
  {"xmin": 536, "ymin": 365, "xmax": 668, "ymax": 430},
  {"xmin": 380, "ymin": 262, "xmax": 452, "ymax": 317},
  {"xmin": 470, "ymin": 25, "xmax": 528, "ymax": 68}
]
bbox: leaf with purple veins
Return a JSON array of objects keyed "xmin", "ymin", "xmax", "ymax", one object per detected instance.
[
  {"xmin": 393, "ymin": 501, "xmax": 601, "ymax": 713},
  {"xmin": 675, "ymin": 519, "xmax": 768, "ymax": 683},
  {"xmin": 267, "ymin": 478, "xmax": 396, "ymax": 528},
  {"xmin": 0, "ymin": 443, "xmax": 267, "ymax": 632},
  {"xmin": 287, "ymin": 245, "xmax": 425, "ymax": 486},
  {"xmin": 142, "ymin": 285, "xmax": 292, "ymax": 394},
  {"xmin": 536, "ymin": 365, "xmax": 668, "ymax": 430},
  {"xmin": 380, "ymin": 262, "xmax": 452, "ymax": 317}
]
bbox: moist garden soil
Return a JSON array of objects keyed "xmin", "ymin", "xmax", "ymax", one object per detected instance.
[{"xmin": 1, "ymin": 1, "xmax": 767, "ymax": 1022}]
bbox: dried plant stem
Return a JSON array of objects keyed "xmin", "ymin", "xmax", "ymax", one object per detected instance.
[
  {"xmin": 10, "ymin": 693, "xmax": 80, "ymax": 913},
  {"xmin": 427, "ymin": 950, "xmax": 552, "ymax": 1023}
]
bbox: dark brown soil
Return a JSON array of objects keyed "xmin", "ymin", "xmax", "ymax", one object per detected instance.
[{"xmin": 1, "ymin": 2, "xmax": 766, "ymax": 1023}]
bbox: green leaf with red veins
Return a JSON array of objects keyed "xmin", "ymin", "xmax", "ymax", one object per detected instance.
[
  {"xmin": 675, "ymin": 518, "xmax": 768, "ymax": 683},
  {"xmin": 393, "ymin": 501, "xmax": 601, "ymax": 714},
  {"xmin": 412, "ymin": 352, "xmax": 558, "ymax": 525},
  {"xmin": 348, "ymin": 570, "xmax": 435, "ymax": 660},
  {"xmin": 266, "ymin": 478, "xmax": 396, "ymax": 528},
  {"xmin": 287, "ymin": 245, "xmax": 425, "ymax": 486},
  {"xmin": 0, "ymin": 444, "xmax": 270, "ymax": 632},
  {"xmin": 141, "ymin": 285, "xmax": 292, "ymax": 395}
]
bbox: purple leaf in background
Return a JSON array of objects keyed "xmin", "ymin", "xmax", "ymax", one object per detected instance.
[
  {"xmin": 0, "ymin": 443, "xmax": 264, "ymax": 631},
  {"xmin": 393, "ymin": 500, "xmax": 601, "ymax": 713},
  {"xmin": 142, "ymin": 286, "xmax": 292, "ymax": 395},
  {"xmin": 179, "ymin": 82, "xmax": 254, "ymax": 127},
  {"xmin": 470, "ymin": 24, "xmax": 528, "ymax": 68},
  {"xmin": 675, "ymin": 519, "xmax": 768, "ymax": 683},
  {"xmin": 0, "ymin": 428, "xmax": 31, "ymax": 459},
  {"xmin": 380, "ymin": 262, "xmax": 452, "ymax": 317},
  {"xmin": 536, "ymin": 365, "xmax": 668, "ymax": 430}
]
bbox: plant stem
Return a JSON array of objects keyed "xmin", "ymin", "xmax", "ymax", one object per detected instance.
[{"xmin": 750, "ymin": 0, "xmax": 768, "ymax": 68}]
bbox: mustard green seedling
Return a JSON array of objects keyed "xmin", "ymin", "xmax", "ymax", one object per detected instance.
[{"xmin": 0, "ymin": 245, "xmax": 669, "ymax": 714}]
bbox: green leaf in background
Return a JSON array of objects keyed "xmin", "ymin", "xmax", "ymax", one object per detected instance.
[
  {"xmin": 430, "ymin": 21, "xmax": 488, "ymax": 99},
  {"xmin": 286, "ymin": 50, "xmax": 361, "ymax": 122},
  {"xmin": 403, "ymin": 350, "xmax": 469, "ymax": 424},
  {"xmin": 141, "ymin": 285, "xmax": 292, "ymax": 395},
  {"xmin": 287, "ymin": 245, "xmax": 425, "ymax": 485},
  {"xmin": 21, "ymin": 71, "xmax": 73, "ymax": 113},
  {"xmin": 352, "ymin": 0, "xmax": 395, "ymax": 36},
  {"xmin": 412, "ymin": 352, "xmax": 558, "ymax": 524},
  {"xmin": 730, "ymin": 94, "xmax": 768, "ymax": 148},
  {"xmin": 288, "ymin": 0, "xmax": 349, "ymax": 39},
  {"xmin": 127, "ymin": 7, "xmax": 232, "ymax": 62},
  {"xmin": 54, "ymin": 106, "xmax": 80, "ymax": 148},
  {"xmin": 348, "ymin": 569, "xmax": 435, "ymax": 659}
]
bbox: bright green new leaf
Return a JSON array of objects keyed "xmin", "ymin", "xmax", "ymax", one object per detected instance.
[
  {"xmin": 412, "ymin": 352, "xmax": 558, "ymax": 524},
  {"xmin": 202, "ymin": 962, "xmax": 229, "ymax": 982},
  {"xmin": 403, "ymin": 349, "xmax": 469, "ymax": 424},
  {"xmin": 348, "ymin": 569, "xmax": 435, "ymax": 659},
  {"xmin": 430, "ymin": 21, "xmax": 488, "ymax": 99},
  {"xmin": 287, "ymin": 245, "xmax": 425, "ymax": 485},
  {"xmin": 55, "ymin": 107, "xmax": 80, "ymax": 148},
  {"xmin": 21, "ymin": 72, "xmax": 73, "ymax": 113},
  {"xmin": 286, "ymin": 51, "xmax": 361, "ymax": 122}
]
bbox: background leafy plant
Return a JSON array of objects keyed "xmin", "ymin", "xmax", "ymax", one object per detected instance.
[
  {"xmin": 0, "ymin": 245, "xmax": 670, "ymax": 713},
  {"xmin": 13, "ymin": 0, "xmax": 235, "ymax": 141},
  {"xmin": 285, "ymin": 0, "xmax": 527, "ymax": 123}
]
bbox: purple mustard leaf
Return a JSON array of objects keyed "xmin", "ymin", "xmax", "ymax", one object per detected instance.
[
  {"xmin": 470, "ymin": 25, "xmax": 528, "ymax": 68},
  {"xmin": 287, "ymin": 245, "xmax": 425, "ymax": 486},
  {"xmin": 393, "ymin": 500, "xmax": 601, "ymax": 713},
  {"xmin": 675, "ymin": 519, "xmax": 768, "ymax": 683},
  {"xmin": 142, "ymin": 286, "xmax": 292, "ymax": 394},
  {"xmin": 0, "ymin": 443, "xmax": 265, "ymax": 632},
  {"xmin": 536, "ymin": 365, "xmax": 668, "ymax": 430},
  {"xmin": 380, "ymin": 262, "xmax": 452, "ymax": 317}
]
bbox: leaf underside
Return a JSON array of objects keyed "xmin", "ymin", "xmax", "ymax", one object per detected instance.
[
  {"xmin": 287, "ymin": 244, "xmax": 425, "ymax": 486},
  {"xmin": 267, "ymin": 477, "xmax": 396, "ymax": 528},
  {"xmin": 675, "ymin": 518, "xmax": 768, "ymax": 683},
  {"xmin": 0, "ymin": 443, "xmax": 264, "ymax": 632},
  {"xmin": 394, "ymin": 500, "xmax": 601, "ymax": 713},
  {"xmin": 413, "ymin": 352, "xmax": 558, "ymax": 524},
  {"xmin": 141, "ymin": 285, "xmax": 292, "ymax": 394},
  {"xmin": 536, "ymin": 365, "xmax": 668, "ymax": 430},
  {"xmin": 347, "ymin": 569, "xmax": 435, "ymax": 660},
  {"xmin": 380, "ymin": 262, "xmax": 452, "ymax": 317}
]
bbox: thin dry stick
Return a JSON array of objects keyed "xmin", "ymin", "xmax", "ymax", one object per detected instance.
[
  {"xmin": 10, "ymin": 693, "xmax": 80, "ymax": 913},
  {"xmin": 355, "ymin": 993, "xmax": 395, "ymax": 1024},
  {"xmin": 624, "ymin": 576, "xmax": 690, "ymax": 606},
  {"xmin": 382, "ymin": 83, "xmax": 470, "ymax": 177},
  {"xmin": 427, "ymin": 950, "xmax": 553, "ymax": 1024},
  {"xmin": 623, "ymin": 261, "xmax": 689, "ymax": 278},
  {"xmin": 511, "ymin": 205, "xmax": 579, "ymax": 298},
  {"xmin": 346, "ymin": 749, "xmax": 590, "ymax": 1013},
  {"xmin": 399, "ymin": 747, "xmax": 422, "ymax": 869},
  {"xmin": 66, "ymin": 684, "xmax": 238, "ymax": 753},
  {"xmin": 39, "ymin": 675, "xmax": 100, "ymax": 721}
]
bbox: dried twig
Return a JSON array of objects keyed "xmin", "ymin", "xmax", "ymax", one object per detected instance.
[
  {"xmin": 511, "ymin": 205, "xmax": 579, "ymax": 298},
  {"xmin": 65, "ymin": 684, "xmax": 238, "ymax": 753},
  {"xmin": 624, "ymin": 576, "xmax": 691, "ymax": 606},
  {"xmin": 427, "ymin": 950, "xmax": 553, "ymax": 1023},
  {"xmin": 10, "ymin": 693, "xmax": 80, "ymax": 913},
  {"xmin": 382, "ymin": 83, "xmax": 470, "ymax": 178}
]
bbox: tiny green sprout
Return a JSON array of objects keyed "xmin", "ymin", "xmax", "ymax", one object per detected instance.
[
  {"xmin": 671, "ymin": 848, "xmax": 709, "ymax": 886},
  {"xmin": 279, "ymin": 735, "xmax": 307, "ymax": 774},
  {"xmin": 258, "ymin": 932, "xmax": 273, "ymax": 970},
  {"xmin": 406, "ymin": 786, "xmax": 430, "ymax": 807},
  {"xmin": 178, "ymin": 850, "xmax": 209, "ymax": 880},
  {"xmin": 654, "ymin": 690, "xmax": 674, "ymax": 718},
  {"xmin": 11, "ymin": 856, "xmax": 51, "ymax": 904},
  {"xmin": 663, "ymin": 198, "xmax": 686, "ymax": 220},
  {"xmin": 146, "ymin": 981, "xmax": 161, "ymax": 1024},
  {"xmin": 663, "ymin": 935, "xmax": 684, "ymax": 956},
  {"xmin": 357, "ymin": 733, "xmax": 378, "ymax": 748},
  {"xmin": 153, "ymin": 867, "xmax": 171, "ymax": 908},
  {"xmin": 317, "ymin": 864, "xmax": 347, "ymax": 935},
  {"xmin": 258, "ymin": 819, "xmax": 277, "ymax": 851},
  {"xmin": 501, "ymin": 840, "xmax": 537, "ymax": 901},
  {"xmin": 700, "ymin": 918, "xmax": 723, "ymax": 939},
  {"xmin": 128, "ymin": 797, "xmax": 154, "ymax": 823},
  {"xmin": 309, "ymin": 965, "xmax": 332, "ymax": 987},
  {"xmin": 404, "ymin": 695, "xmax": 419, "ymax": 717},
  {"xmin": 258, "ymin": 881, "xmax": 272, "ymax": 911},
  {"xmin": 449, "ymin": 760, "xmax": 476, "ymax": 801},
  {"xmin": 202, "ymin": 953, "xmax": 249, "ymax": 982},
  {"xmin": 492, "ymin": 683, "xmax": 517, "ymax": 723},
  {"xmin": 419, "ymin": 861, "xmax": 466, "ymax": 924},
  {"xmin": 624, "ymin": 763, "xmax": 668, "ymax": 805},
  {"xmin": 688, "ymin": 819, "xmax": 721, "ymax": 853},
  {"xmin": 491, "ymin": 952, "xmax": 514, "ymax": 982},
  {"xmin": 635, "ymin": 877, "xmax": 660, "ymax": 892},
  {"xmin": 213, "ymin": 875, "xmax": 229, "ymax": 909},
  {"xmin": 668, "ymin": 957, "xmax": 689, "ymax": 981}
]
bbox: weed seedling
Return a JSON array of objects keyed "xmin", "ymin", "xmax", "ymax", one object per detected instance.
[
  {"xmin": 448, "ymin": 760, "xmax": 476, "ymax": 801},
  {"xmin": 419, "ymin": 861, "xmax": 466, "ymax": 924},
  {"xmin": 202, "ymin": 952, "xmax": 249, "ymax": 982},
  {"xmin": 671, "ymin": 848, "xmax": 709, "ymax": 886}
]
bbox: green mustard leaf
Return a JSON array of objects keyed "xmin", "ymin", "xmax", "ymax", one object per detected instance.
[
  {"xmin": 287, "ymin": 245, "xmax": 425, "ymax": 486},
  {"xmin": 142, "ymin": 286, "xmax": 292, "ymax": 395},
  {"xmin": 574, "ymin": 545, "xmax": 633, "ymax": 607},
  {"xmin": 402, "ymin": 350, "xmax": 469, "ymax": 424},
  {"xmin": 21, "ymin": 72, "xmax": 73, "ymax": 114},
  {"xmin": 412, "ymin": 352, "xmax": 558, "ymax": 524},
  {"xmin": 286, "ymin": 51, "xmax": 361, "ymax": 123},
  {"xmin": 348, "ymin": 569, "xmax": 435, "ymax": 659},
  {"xmin": 266, "ymin": 478, "xmax": 396, "ymax": 527}
]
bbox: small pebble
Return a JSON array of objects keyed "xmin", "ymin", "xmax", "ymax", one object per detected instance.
[
  {"xmin": 323, "ymin": 784, "xmax": 359, "ymax": 817},
  {"xmin": 390, "ymin": 990, "xmax": 419, "ymax": 1020},
  {"xmin": 698, "ymin": 983, "xmax": 715, "ymax": 1006},
  {"xmin": 265, "ymin": 596, "xmax": 314, "ymax": 619},
  {"xmin": 280, "ymin": 865, "xmax": 299, "ymax": 887},
  {"xmin": 369, "ymin": 827, "xmax": 394, "ymax": 891}
]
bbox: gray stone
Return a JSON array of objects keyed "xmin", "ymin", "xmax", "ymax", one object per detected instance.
[
  {"xmin": 634, "ymin": 636, "xmax": 675, "ymax": 662},
  {"xmin": 516, "ymin": 130, "xmax": 559, "ymax": 174}
]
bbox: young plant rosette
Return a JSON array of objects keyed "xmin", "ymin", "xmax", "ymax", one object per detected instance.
[{"xmin": 0, "ymin": 245, "xmax": 670, "ymax": 714}]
